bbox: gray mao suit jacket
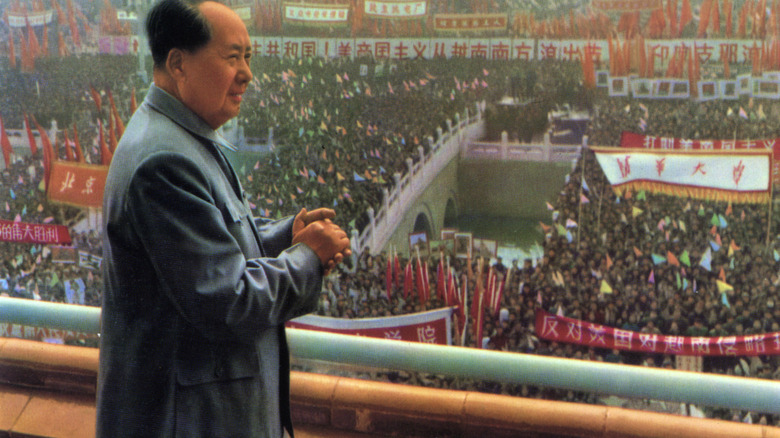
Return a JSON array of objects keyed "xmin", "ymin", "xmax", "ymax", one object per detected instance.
[{"xmin": 96, "ymin": 85, "xmax": 323, "ymax": 437}]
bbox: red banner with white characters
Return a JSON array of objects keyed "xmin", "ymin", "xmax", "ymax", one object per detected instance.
[
  {"xmin": 47, "ymin": 161, "xmax": 108, "ymax": 209},
  {"xmin": 536, "ymin": 309, "xmax": 780, "ymax": 356},
  {"xmin": 286, "ymin": 307, "xmax": 454, "ymax": 345},
  {"xmin": 620, "ymin": 131, "xmax": 780, "ymax": 184},
  {"xmin": 0, "ymin": 219, "xmax": 71, "ymax": 245}
]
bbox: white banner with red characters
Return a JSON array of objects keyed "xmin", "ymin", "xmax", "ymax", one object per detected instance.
[
  {"xmin": 591, "ymin": 0, "xmax": 663, "ymax": 11},
  {"xmin": 283, "ymin": 3, "xmax": 350, "ymax": 25},
  {"xmin": 0, "ymin": 219, "xmax": 71, "ymax": 245},
  {"xmin": 433, "ymin": 13, "xmax": 508, "ymax": 32},
  {"xmin": 536, "ymin": 309, "xmax": 780, "ymax": 356},
  {"xmin": 592, "ymin": 146, "xmax": 772, "ymax": 203},
  {"xmin": 621, "ymin": 131, "xmax": 780, "ymax": 184},
  {"xmin": 287, "ymin": 307, "xmax": 454, "ymax": 345},
  {"xmin": 47, "ymin": 161, "xmax": 109, "ymax": 209},
  {"xmin": 364, "ymin": 0, "xmax": 427, "ymax": 19},
  {"xmin": 0, "ymin": 322, "xmax": 95, "ymax": 343}
]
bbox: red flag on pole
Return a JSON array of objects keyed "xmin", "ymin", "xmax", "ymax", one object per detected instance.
[
  {"xmin": 90, "ymin": 85, "xmax": 102, "ymax": 112},
  {"xmin": 8, "ymin": 30, "xmax": 16, "ymax": 69},
  {"xmin": 71, "ymin": 125, "xmax": 84, "ymax": 163},
  {"xmin": 436, "ymin": 257, "xmax": 445, "ymax": 301},
  {"xmin": 680, "ymin": 0, "xmax": 693, "ymax": 35},
  {"xmin": 385, "ymin": 253, "xmax": 393, "ymax": 300},
  {"xmin": 403, "ymin": 260, "xmax": 413, "ymax": 299},
  {"xmin": 32, "ymin": 116, "xmax": 54, "ymax": 191},
  {"xmin": 24, "ymin": 114, "xmax": 38, "ymax": 156},
  {"xmin": 0, "ymin": 117, "xmax": 12, "ymax": 169},
  {"xmin": 97, "ymin": 118, "xmax": 112, "ymax": 165}
]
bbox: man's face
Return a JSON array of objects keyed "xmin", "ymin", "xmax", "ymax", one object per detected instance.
[{"xmin": 179, "ymin": 2, "xmax": 252, "ymax": 129}]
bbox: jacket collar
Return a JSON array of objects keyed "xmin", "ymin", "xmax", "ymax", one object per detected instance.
[{"xmin": 144, "ymin": 83, "xmax": 237, "ymax": 152}]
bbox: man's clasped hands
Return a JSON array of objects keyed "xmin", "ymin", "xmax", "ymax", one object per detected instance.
[{"xmin": 292, "ymin": 208, "xmax": 351, "ymax": 274}]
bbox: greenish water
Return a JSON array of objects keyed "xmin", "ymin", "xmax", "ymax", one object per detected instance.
[{"xmin": 455, "ymin": 214, "xmax": 546, "ymax": 261}]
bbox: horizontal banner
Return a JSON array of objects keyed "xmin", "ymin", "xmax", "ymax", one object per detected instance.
[
  {"xmin": 242, "ymin": 37, "xmax": 773, "ymax": 63},
  {"xmin": 621, "ymin": 131, "xmax": 780, "ymax": 185},
  {"xmin": 287, "ymin": 307, "xmax": 453, "ymax": 345},
  {"xmin": 283, "ymin": 3, "xmax": 350, "ymax": 24},
  {"xmin": 536, "ymin": 309, "xmax": 780, "ymax": 356},
  {"xmin": 0, "ymin": 322, "xmax": 95, "ymax": 343},
  {"xmin": 592, "ymin": 0, "xmax": 663, "ymax": 11},
  {"xmin": 7, "ymin": 10, "xmax": 53, "ymax": 27},
  {"xmin": 592, "ymin": 146, "xmax": 771, "ymax": 203},
  {"xmin": 47, "ymin": 161, "xmax": 109, "ymax": 209},
  {"xmin": 364, "ymin": 0, "xmax": 427, "ymax": 19},
  {"xmin": 433, "ymin": 13, "xmax": 507, "ymax": 32},
  {"xmin": 0, "ymin": 219, "xmax": 71, "ymax": 245},
  {"xmin": 621, "ymin": 131, "xmax": 780, "ymax": 160}
]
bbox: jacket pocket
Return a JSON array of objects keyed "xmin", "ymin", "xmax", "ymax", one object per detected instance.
[{"xmin": 175, "ymin": 340, "xmax": 260, "ymax": 386}]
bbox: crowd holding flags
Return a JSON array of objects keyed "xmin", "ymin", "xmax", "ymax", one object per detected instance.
[{"xmin": 383, "ymin": 244, "xmax": 511, "ymax": 349}]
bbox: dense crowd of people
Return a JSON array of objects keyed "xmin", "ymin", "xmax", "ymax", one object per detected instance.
[{"xmin": 3, "ymin": 46, "xmax": 780, "ymax": 425}]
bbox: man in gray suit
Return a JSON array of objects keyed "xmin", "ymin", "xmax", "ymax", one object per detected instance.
[{"xmin": 96, "ymin": 1, "xmax": 351, "ymax": 436}]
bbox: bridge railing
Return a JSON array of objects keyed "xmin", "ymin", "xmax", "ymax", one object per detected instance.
[
  {"xmin": 352, "ymin": 101, "xmax": 486, "ymax": 255},
  {"xmin": 464, "ymin": 131, "xmax": 582, "ymax": 163},
  {"xmin": 2, "ymin": 296, "xmax": 780, "ymax": 417}
]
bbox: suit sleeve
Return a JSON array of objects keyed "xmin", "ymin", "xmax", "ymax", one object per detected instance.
[
  {"xmin": 125, "ymin": 151, "xmax": 322, "ymax": 343},
  {"xmin": 253, "ymin": 215, "xmax": 295, "ymax": 258}
]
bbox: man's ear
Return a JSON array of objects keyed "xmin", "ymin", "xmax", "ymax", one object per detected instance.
[{"xmin": 165, "ymin": 48, "xmax": 186, "ymax": 82}]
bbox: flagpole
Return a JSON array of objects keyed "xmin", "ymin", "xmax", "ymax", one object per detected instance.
[
  {"xmin": 767, "ymin": 156, "xmax": 774, "ymax": 249},
  {"xmin": 577, "ymin": 154, "xmax": 585, "ymax": 251}
]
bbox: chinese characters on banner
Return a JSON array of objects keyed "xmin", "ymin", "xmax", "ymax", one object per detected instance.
[
  {"xmin": 433, "ymin": 13, "xmax": 508, "ymax": 32},
  {"xmin": 592, "ymin": 146, "xmax": 772, "ymax": 203},
  {"xmin": 286, "ymin": 307, "xmax": 454, "ymax": 345},
  {"xmin": 0, "ymin": 322, "xmax": 95, "ymax": 343},
  {"xmin": 47, "ymin": 161, "xmax": 109, "ymax": 209},
  {"xmin": 591, "ymin": 0, "xmax": 664, "ymax": 10},
  {"xmin": 242, "ymin": 37, "xmax": 768, "ymax": 64},
  {"xmin": 621, "ymin": 131, "xmax": 780, "ymax": 184},
  {"xmin": 364, "ymin": 0, "xmax": 426, "ymax": 19},
  {"xmin": 6, "ymin": 10, "xmax": 53, "ymax": 27},
  {"xmin": 248, "ymin": 36, "xmax": 536, "ymax": 60},
  {"xmin": 536, "ymin": 309, "xmax": 780, "ymax": 356},
  {"xmin": 283, "ymin": 3, "xmax": 350, "ymax": 25},
  {"xmin": 0, "ymin": 219, "xmax": 71, "ymax": 245}
]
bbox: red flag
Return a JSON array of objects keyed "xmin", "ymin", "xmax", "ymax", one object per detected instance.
[
  {"xmin": 26, "ymin": 16, "xmax": 40, "ymax": 59},
  {"xmin": 436, "ymin": 258, "xmax": 445, "ymax": 301},
  {"xmin": 680, "ymin": 0, "xmax": 693, "ymax": 35},
  {"xmin": 108, "ymin": 89, "xmax": 124, "ymax": 138},
  {"xmin": 71, "ymin": 124, "xmax": 84, "ymax": 163},
  {"xmin": 32, "ymin": 116, "xmax": 54, "ymax": 191},
  {"xmin": 23, "ymin": 114, "xmax": 38, "ymax": 156},
  {"xmin": 67, "ymin": 0, "xmax": 80, "ymax": 47},
  {"xmin": 711, "ymin": 0, "xmax": 720, "ymax": 35},
  {"xmin": 8, "ymin": 30, "xmax": 16, "ymax": 69},
  {"xmin": 57, "ymin": 29, "xmax": 68, "ymax": 57},
  {"xmin": 108, "ymin": 111, "xmax": 118, "ymax": 153},
  {"xmin": 98, "ymin": 118, "xmax": 112, "ymax": 165},
  {"xmin": 41, "ymin": 23, "xmax": 48, "ymax": 56},
  {"xmin": 63, "ymin": 132, "xmax": 74, "ymax": 161},
  {"xmin": 393, "ymin": 249, "xmax": 401, "ymax": 288},
  {"xmin": 0, "ymin": 117, "xmax": 12, "ymax": 169},
  {"xmin": 403, "ymin": 260, "xmax": 413, "ymax": 299},
  {"xmin": 130, "ymin": 91, "xmax": 138, "ymax": 114},
  {"xmin": 385, "ymin": 254, "xmax": 393, "ymax": 300},
  {"xmin": 492, "ymin": 275, "xmax": 505, "ymax": 318},
  {"xmin": 415, "ymin": 255, "xmax": 426, "ymax": 303},
  {"xmin": 90, "ymin": 85, "xmax": 102, "ymax": 112}
]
